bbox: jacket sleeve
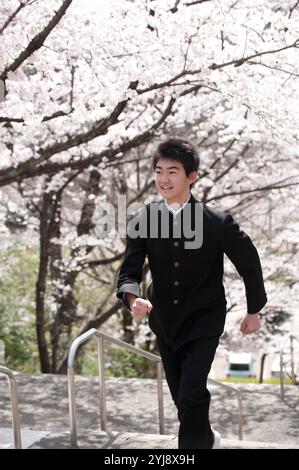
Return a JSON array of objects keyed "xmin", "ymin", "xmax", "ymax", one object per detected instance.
[
  {"xmin": 221, "ymin": 213, "xmax": 267, "ymax": 314},
  {"xmin": 116, "ymin": 234, "xmax": 147, "ymax": 308}
]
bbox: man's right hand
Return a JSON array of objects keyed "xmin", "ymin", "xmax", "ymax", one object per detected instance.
[{"xmin": 126, "ymin": 293, "xmax": 153, "ymax": 320}]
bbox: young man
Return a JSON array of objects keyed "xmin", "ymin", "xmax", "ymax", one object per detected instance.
[{"xmin": 116, "ymin": 138, "xmax": 267, "ymax": 449}]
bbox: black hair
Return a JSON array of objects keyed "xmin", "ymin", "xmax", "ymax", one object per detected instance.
[{"xmin": 152, "ymin": 137, "xmax": 199, "ymax": 188}]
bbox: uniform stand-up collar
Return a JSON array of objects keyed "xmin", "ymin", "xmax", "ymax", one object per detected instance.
[{"xmin": 164, "ymin": 193, "xmax": 191, "ymax": 217}]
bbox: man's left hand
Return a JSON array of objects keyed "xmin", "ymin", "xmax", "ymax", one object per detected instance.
[{"xmin": 240, "ymin": 313, "xmax": 261, "ymax": 335}]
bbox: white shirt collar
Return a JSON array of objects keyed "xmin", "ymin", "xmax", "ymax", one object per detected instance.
[{"xmin": 164, "ymin": 193, "xmax": 191, "ymax": 217}]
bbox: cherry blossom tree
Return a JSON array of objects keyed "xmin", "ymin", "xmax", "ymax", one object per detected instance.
[{"xmin": 0, "ymin": 0, "xmax": 298, "ymax": 373}]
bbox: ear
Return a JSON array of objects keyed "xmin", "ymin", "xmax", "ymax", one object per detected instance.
[{"xmin": 188, "ymin": 171, "xmax": 198, "ymax": 184}]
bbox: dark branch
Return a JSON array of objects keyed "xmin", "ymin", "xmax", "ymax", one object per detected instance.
[
  {"xmin": 137, "ymin": 68, "xmax": 201, "ymax": 95},
  {"xmin": 0, "ymin": 0, "xmax": 73, "ymax": 82},
  {"xmin": 0, "ymin": 117, "xmax": 24, "ymax": 123},
  {"xmin": 247, "ymin": 61, "xmax": 299, "ymax": 77},
  {"xmin": 289, "ymin": 1, "xmax": 299, "ymax": 18},
  {"xmin": 83, "ymin": 253, "xmax": 124, "ymax": 268},
  {"xmin": 0, "ymin": 1, "xmax": 38, "ymax": 36},
  {"xmin": 184, "ymin": 1, "xmax": 211, "ymax": 5},
  {"xmin": 0, "ymin": 83, "xmax": 202, "ymax": 187},
  {"xmin": 0, "ymin": 97, "xmax": 129, "ymax": 185},
  {"xmin": 206, "ymin": 176, "xmax": 299, "ymax": 203},
  {"xmin": 1, "ymin": 62, "xmax": 76, "ymax": 124},
  {"xmin": 170, "ymin": 0, "xmax": 182, "ymax": 13},
  {"xmin": 209, "ymin": 39, "xmax": 299, "ymax": 70},
  {"xmin": 0, "ymin": 110, "xmax": 73, "ymax": 124}
]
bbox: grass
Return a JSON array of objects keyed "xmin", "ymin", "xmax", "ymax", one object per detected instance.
[{"xmin": 217, "ymin": 377, "xmax": 294, "ymax": 385}]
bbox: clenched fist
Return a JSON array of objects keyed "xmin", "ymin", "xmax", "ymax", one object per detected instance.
[
  {"xmin": 240, "ymin": 313, "xmax": 261, "ymax": 335},
  {"xmin": 126, "ymin": 294, "xmax": 153, "ymax": 320}
]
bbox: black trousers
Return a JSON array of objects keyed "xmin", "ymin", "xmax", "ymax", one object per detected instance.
[{"xmin": 156, "ymin": 335, "xmax": 220, "ymax": 449}]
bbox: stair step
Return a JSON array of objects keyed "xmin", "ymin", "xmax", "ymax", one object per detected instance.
[
  {"xmin": 28, "ymin": 429, "xmax": 299, "ymax": 450},
  {"xmin": 0, "ymin": 427, "xmax": 49, "ymax": 449}
]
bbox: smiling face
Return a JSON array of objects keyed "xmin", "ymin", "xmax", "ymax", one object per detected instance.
[{"xmin": 154, "ymin": 158, "xmax": 198, "ymax": 206}]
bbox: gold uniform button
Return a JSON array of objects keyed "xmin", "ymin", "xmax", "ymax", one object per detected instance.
[
  {"xmin": 174, "ymin": 241, "xmax": 179, "ymax": 247},
  {"xmin": 174, "ymin": 281, "xmax": 179, "ymax": 286},
  {"xmin": 174, "ymin": 261, "xmax": 180, "ymax": 267},
  {"xmin": 173, "ymin": 299, "xmax": 179, "ymax": 304}
]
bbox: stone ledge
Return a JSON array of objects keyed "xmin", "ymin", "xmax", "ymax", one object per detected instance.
[{"xmin": 28, "ymin": 429, "xmax": 299, "ymax": 450}]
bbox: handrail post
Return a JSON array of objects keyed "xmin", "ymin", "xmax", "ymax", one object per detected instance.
[
  {"xmin": 67, "ymin": 329, "xmax": 166, "ymax": 443},
  {"xmin": 68, "ymin": 366, "xmax": 77, "ymax": 447},
  {"xmin": 67, "ymin": 328, "xmax": 97, "ymax": 447},
  {"xmin": 156, "ymin": 361, "xmax": 165, "ymax": 435},
  {"xmin": 280, "ymin": 349, "xmax": 284, "ymax": 399},
  {"xmin": 0, "ymin": 366, "xmax": 22, "ymax": 449},
  {"xmin": 97, "ymin": 335, "xmax": 107, "ymax": 432},
  {"xmin": 237, "ymin": 394, "xmax": 243, "ymax": 441},
  {"xmin": 279, "ymin": 333, "xmax": 299, "ymax": 399},
  {"xmin": 279, "ymin": 333, "xmax": 290, "ymax": 400},
  {"xmin": 208, "ymin": 377, "xmax": 243, "ymax": 440},
  {"xmin": 290, "ymin": 335, "xmax": 295, "ymax": 385}
]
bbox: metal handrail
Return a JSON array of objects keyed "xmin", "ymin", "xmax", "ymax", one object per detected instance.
[
  {"xmin": 67, "ymin": 328, "xmax": 164, "ymax": 447},
  {"xmin": 208, "ymin": 377, "xmax": 243, "ymax": 440},
  {"xmin": 280, "ymin": 333, "xmax": 299, "ymax": 399},
  {"xmin": 67, "ymin": 328, "xmax": 244, "ymax": 446},
  {"xmin": 0, "ymin": 366, "xmax": 22, "ymax": 449}
]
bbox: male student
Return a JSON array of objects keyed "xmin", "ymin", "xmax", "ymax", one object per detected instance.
[{"xmin": 116, "ymin": 137, "xmax": 267, "ymax": 449}]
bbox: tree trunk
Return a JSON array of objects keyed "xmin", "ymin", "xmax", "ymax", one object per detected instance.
[
  {"xmin": 121, "ymin": 307, "xmax": 134, "ymax": 344},
  {"xmin": 35, "ymin": 189, "xmax": 53, "ymax": 372},
  {"xmin": 51, "ymin": 170, "xmax": 102, "ymax": 372},
  {"xmin": 49, "ymin": 195, "xmax": 62, "ymax": 373},
  {"xmin": 259, "ymin": 353, "xmax": 267, "ymax": 384}
]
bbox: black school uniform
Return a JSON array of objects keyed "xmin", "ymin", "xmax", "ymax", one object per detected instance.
[{"xmin": 116, "ymin": 192, "xmax": 267, "ymax": 448}]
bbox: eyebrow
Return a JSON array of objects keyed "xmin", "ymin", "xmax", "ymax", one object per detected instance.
[{"xmin": 155, "ymin": 165, "xmax": 180, "ymax": 170}]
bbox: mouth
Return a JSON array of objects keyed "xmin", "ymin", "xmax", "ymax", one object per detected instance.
[{"xmin": 160, "ymin": 186, "xmax": 173, "ymax": 191}]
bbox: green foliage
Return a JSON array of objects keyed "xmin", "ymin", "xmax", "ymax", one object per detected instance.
[
  {"xmin": 218, "ymin": 377, "xmax": 292, "ymax": 384},
  {"xmin": 0, "ymin": 246, "xmax": 39, "ymax": 371},
  {"xmin": 106, "ymin": 346, "xmax": 150, "ymax": 378},
  {"xmin": 260, "ymin": 307, "xmax": 291, "ymax": 335},
  {"xmin": 75, "ymin": 271, "xmax": 107, "ymax": 316},
  {"xmin": 80, "ymin": 343, "xmax": 155, "ymax": 378},
  {"xmin": 268, "ymin": 275, "xmax": 294, "ymax": 287}
]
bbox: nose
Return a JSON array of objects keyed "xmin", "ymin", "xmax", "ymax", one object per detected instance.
[{"xmin": 160, "ymin": 176, "xmax": 170, "ymax": 184}]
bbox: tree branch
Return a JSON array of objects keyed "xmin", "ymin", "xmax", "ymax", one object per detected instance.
[
  {"xmin": 209, "ymin": 39, "xmax": 299, "ymax": 70},
  {"xmin": 0, "ymin": 97, "xmax": 129, "ymax": 185},
  {"xmin": 0, "ymin": 109, "xmax": 73, "ymax": 124},
  {"xmin": 0, "ymin": 117, "xmax": 24, "ymax": 123},
  {"xmin": 0, "ymin": 94, "xmax": 170, "ymax": 186},
  {"xmin": 1, "ymin": 61, "xmax": 77, "ymax": 123},
  {"xmin": 247, "ymin": 61, "xmax": 299, "ymax": 78},
  {"xmin": 0, "ymin": 1, "xmax": 38, "ymax": 36},
  {"xmin": 289, "ymin": 1, "xmax": 299, "ymax": 18},
  {"xmin": 206, "ymin": 176, "xmax": 299, "ymax": 203},
  {"xmin": 0, "ymin": 83, "xmax": 202, "ymax": 187},
  {"xmin": 0, "ymin": 0, "xmax": 73, "ymax": 82},
  {"xmin": 170, "ymin": 0, "xmax": 182, "ymax": 13},
  {"xmin": 184, "ymin": 0, "xmax": 211, "ymax": 5},
  {"xmin": 137, "ymin": 68, "xmax": 201, "ymax": 94},
  {"xmin": 83, "ymin": 253, "xmax": 124, "ymax": 268}
]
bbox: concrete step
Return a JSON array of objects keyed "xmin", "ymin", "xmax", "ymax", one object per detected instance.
[
  {"xmin": 27, "ymin": 429, "xmax": 299, "ymax": 450},
  {"xmin": 0, "ymin": 427, "xmax": 48, "ymax": 450}
]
